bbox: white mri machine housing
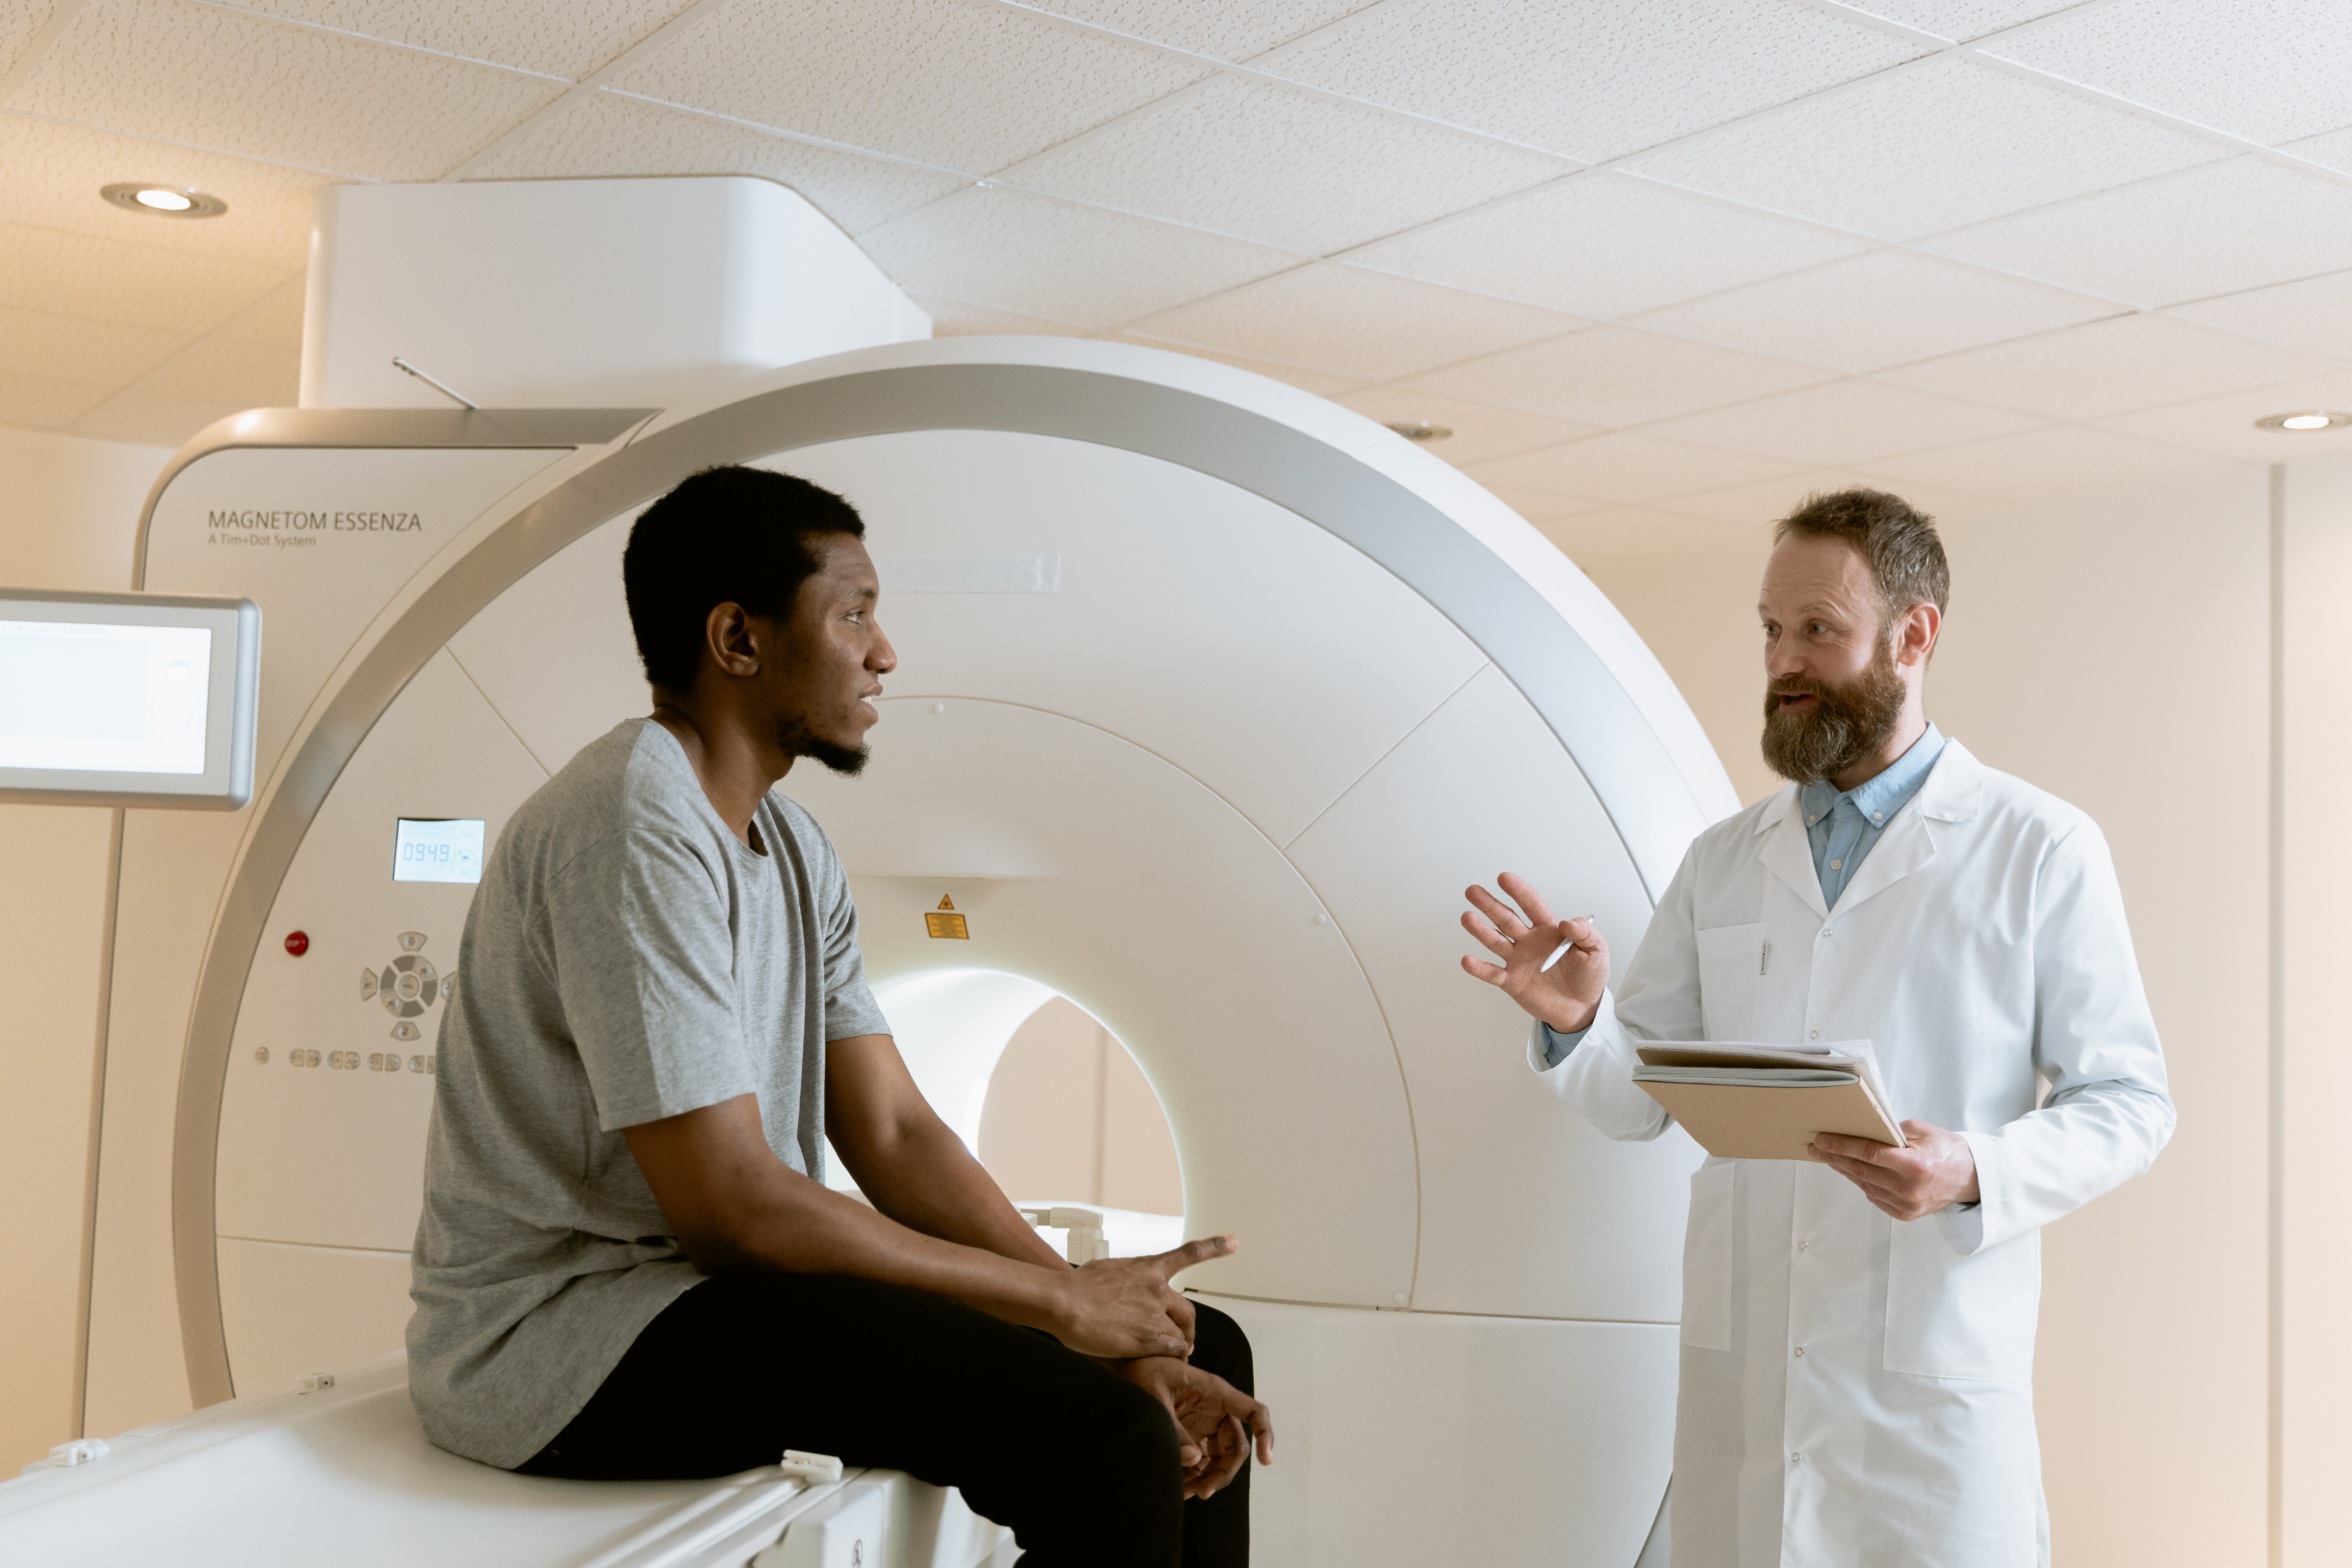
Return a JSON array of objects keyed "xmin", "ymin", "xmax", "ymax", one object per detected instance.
[{"xmin": 44, "ymin": 335, "xmax": 1731, "ymax": 1566}]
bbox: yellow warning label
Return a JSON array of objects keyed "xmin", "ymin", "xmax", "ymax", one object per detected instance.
[
  {"xmin": 936, "ymin": 895, "xmax": 956, "ymax": 911},
  {"xmin": 925, "ymin": 912, "xmax": 970, "ymax": 940}
]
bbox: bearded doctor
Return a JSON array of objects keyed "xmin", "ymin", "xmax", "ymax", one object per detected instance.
[{"xmin": 1461, "ymin": 488, "xmax": 2173, "ymax": 1568}]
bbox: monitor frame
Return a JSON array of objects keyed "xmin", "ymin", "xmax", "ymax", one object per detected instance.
[{"xmin": 0, "ymin": 587, "xmax": 261, "ymax": 809}]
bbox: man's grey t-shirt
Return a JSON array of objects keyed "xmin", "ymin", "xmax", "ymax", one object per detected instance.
[{"xmin": 407, "ymin": 718, "xmax": 889, "ymax": 1468}]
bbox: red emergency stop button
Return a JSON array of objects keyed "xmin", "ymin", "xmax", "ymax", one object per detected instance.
[{"xmin": 284, "ymin": 931, "xmax": 309, "ymax": 956}]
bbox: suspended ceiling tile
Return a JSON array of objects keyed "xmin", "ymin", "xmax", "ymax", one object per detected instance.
[
  {"xmin": 216, "ymin": 276, "xmax": 308, "ymax": 350},
  {"xmin": 1984, "ymin": 0, "xmax": 2352, "ymax": 147},
  {"xmin": 2283, "ymin": 124, "xmax": 2352, "ymax": 176},
  {"xmin": 1878, "ymin": 312, "xmax": 2341, "ymax": 419},
  {"xmin": 1539, "ymin": 505, "xmax": 1759, "ymax": 564},
  {"xmin": 463, "ymin": 90, "xmax": 968, "ymax": 236},
  {"xmin": 1854, "ymin": 423, "xmax": 2241, "ymax": 503},
  {"xmin": 1401, "ymin": 325, "xmax": 1833, "ymax": 428},
  {"xmin": 0, "ymin": 368, "xmax": 113, "ymax": 431},
  {"xmin": 860, "ymin": 186, "xmax": 1303, "ymax": 328},
  {"xmin": 1621, "ymin": 56, "xmax": 2227, "ymax": 241},
  {"xmin": 2, "ymin": 1, "xmax": 69, "ymax": 80},
  {"xmin": 127, "ymin": 335, "xmax": 298, "ymax": 407},
  {"xmin": 1475, "ymin": 484, "xmax": 1611, "ymax": 525},
  {"xmin": 1340, "ymin": 172, "xmax": 1870, "ymax": 321},
  {"xmin": 1123, "ymin": 262, "xmax": 1583, "ymax": 382},
  {"xmin": 2171, "ymin": 269, "xmax": 2352, "ymax": 363},
  {"xmin": 1000, "ymin": 76, "xmax": 1565, "ymax": 256},
  {"xmin": 917, "ymin": 296, "xmax": 1096, "ymax": 338},
  {"xmin": 211, "ymin": 0, "xmax": 699, "ymax": 80},
  {"xmin": 1632, "ymin": 249, "xmax": 2118, "ymax": 375},
  {"xmin": 1824, "ymin": 2, "xmax": 2082, "ymax": 42},
  {"xmin": 1924, "ymin": 157, "xmax": 2352, "ymax": 309},
  {"xmin": 1018, "ymin": 0, "xmax": 1375, "ymax": 62},
  {"xmin": 1087, "ymin": 332, "xmax": 1365, "ymax": 397},
  {"xmin": 15, "ymin": 0, "xmax": 566, "ymax": 181},
  {"xmin": 1639, "ymin": 377, "xmax": 2046, "ymax": 467},
  {"xmin": 1461, "ymin": 431, "xmax": 1804, "ymax": 505},
  {"xmin": 70, "ymin": 385, "xmax": 242, "ymax": 445},
  {"xmin": 606, "ymin": 0, "xmax": 1208, "ymax": 174},
  {"xmin": 1331, "ymin": 388, "xmax": 1602, "ymax": 466},
  {"xmin": 0, "ymin": 112, "xmax": 325, "ymax": 269},
  {"xmin": 0, "ymin": 221, "xmax": 288, "ymax": 334},
  {"xmin": 1262, "ymin": 0, "xmax": 1924, "ymax": 162},
  {"xmin": 0, "ymin": 303, "xmax": 192, "ymax": 387},
  {"xmin": 1661, "ymin": 467, "xmax": 1999, "ymax": 526},
  {"xmin": 2091, "ymin": 368, "xmax": 2352, "ymax": 461}
]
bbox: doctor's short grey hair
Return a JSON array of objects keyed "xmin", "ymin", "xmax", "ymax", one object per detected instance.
[{"xmin": 1773, "ymin": 487, "xmax": 1950, "ymax": 630}]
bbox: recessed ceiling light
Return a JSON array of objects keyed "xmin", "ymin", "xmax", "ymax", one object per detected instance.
[
  {"xmin": 2254, "ymin": 410, "xmax": 2352, "ymax": 432},
  {"xmin": 1385, "ymin": 421, "xmax": 1454, "ymax": 443},
  {"xmin": 100, "ymin": 182, "xmax": 227, "ymax": 219}
]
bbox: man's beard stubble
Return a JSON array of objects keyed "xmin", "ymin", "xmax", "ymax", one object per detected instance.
[
  {"xmin": 773, "ymin": 714, "xmax": 869, "ymax": 778},
  {"xmin": 1760, "ymin": 638, "xmax": 1907, "ymax": 786}
]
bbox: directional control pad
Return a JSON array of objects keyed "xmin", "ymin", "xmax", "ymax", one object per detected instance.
[
  {"xmin": 358, "ymin": 931, "xmax": 456, "ymax": 1039},
  {"xmin": 381, "ymin": 953, "xmax": 439, "ymax": 1019}
]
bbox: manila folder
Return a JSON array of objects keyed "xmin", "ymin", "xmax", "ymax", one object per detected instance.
[{"xmin": 1632, "ymin": 1041, "xmax": 1904, "ymax": 1162}]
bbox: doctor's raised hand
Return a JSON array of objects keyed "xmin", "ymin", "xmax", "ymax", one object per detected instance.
[{"xmin": 1459, "ymin": 872, "xmax": 1608, "ymax": 1036}]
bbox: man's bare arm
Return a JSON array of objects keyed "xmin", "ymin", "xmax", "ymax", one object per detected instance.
[
  {"xmin": 623, "ymin": 1091, "xmax": 1224, "ymax": 1358},
  {"xmin": 824, "ymin": 1033, "xmax": 1067, "ymax": 1270}
]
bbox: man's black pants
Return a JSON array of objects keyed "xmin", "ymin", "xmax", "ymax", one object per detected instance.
[{"xmin": 518, "ymin": 1273, "xmax": 1254, "ymax": 1568}]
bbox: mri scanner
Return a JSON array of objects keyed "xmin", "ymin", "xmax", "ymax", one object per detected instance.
[{"xmin": 1, "ymin": 182, "xmax": 1732, "ymax": 1566}]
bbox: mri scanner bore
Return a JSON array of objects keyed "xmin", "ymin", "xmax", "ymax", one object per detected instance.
[{"xmin": 21, "ymin": 335, "xmax": 1734, "ymax": 1568}]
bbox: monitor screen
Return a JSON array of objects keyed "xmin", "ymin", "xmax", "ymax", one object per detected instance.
[
  {"xmin": 0, "ymin": 620, "xmax": 214, "ymax": 775},
  {"xmin": 0, "ymin": 590, "xmax": 259, "ymax": 809},
  {"xmin": 393, "ymin": 818, "xmax": 485, "ymax": 884}
]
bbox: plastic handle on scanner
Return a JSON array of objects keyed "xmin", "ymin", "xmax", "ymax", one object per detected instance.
[
  {"xmin": 1020, "ymin": 1205, "xmax": 1111, "ymax": 1264},
  {"xmin": 778, "ymin": 1450, "xmax": 845, "ymax": 1484},
  {"xmin": 47, "ymin": 1439, "xmax": 109, "ymax": 1467}
]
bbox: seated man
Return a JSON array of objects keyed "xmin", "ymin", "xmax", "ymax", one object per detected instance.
[{"xmin": 408, "ymin": 465, "xmax": 1269, "ymax": 1567}]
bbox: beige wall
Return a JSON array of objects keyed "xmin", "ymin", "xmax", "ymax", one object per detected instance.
[
  {"xmin": 1582, "ymin": 465, "xmax": 2299, "ymax": 1566},
  {"xmin": 0, "ymin": 426, "xmax": 171, "ymax": 1470},
  {"xmin": 2279, "ymin": 453, "xmax": 2352, "ymax": 1564},
  {"xmin": 978, "ymin": 996, "xmax": 1184, "ymax": 1215}
]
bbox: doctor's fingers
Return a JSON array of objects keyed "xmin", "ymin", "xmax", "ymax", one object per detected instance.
[
  {"xmin": 1464, "ymin": 885, "xmax": 1533, "ymax": 942},
  {"xmin": 1494, "ymin": 871, "xmax": 1562, "ymax": 930},
  {"xmin": 1460, "ymin": 953, "xmax": 1515, "ymax": 989},
  {"xmin": 1461, "ymin": 908, "xmax": 1524, "ymax": 960}
]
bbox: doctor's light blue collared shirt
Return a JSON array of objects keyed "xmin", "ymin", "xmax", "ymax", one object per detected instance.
[{"xmin": 1537, "ymin": 723, "xmax": 1948, "ymax": 1066}]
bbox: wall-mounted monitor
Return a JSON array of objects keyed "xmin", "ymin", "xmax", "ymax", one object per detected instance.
[{"xmin": 0, "ymin": 588, "xmax": 260, "ymax": 809}]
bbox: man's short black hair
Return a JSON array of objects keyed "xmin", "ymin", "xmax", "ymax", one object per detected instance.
[{"xmin": 622, "ymin": 465, "xmax": 866, "ymax": 693}]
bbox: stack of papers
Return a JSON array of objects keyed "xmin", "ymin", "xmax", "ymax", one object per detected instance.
[{"xmin": 1632, "ymin": 1040, "xmax": 1905, "ymax": 1161}]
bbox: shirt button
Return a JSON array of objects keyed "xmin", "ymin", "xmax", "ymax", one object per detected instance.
[
  {"xmin": 1872, "ymin": 812, "xmax": 1884, "ymax": 823},
  {"xmin": 1809, "ymin": 1030, "xmax": 1819, "ymax": 1040},
  {"xmin": 1790, "ymin": 1452, "xmax": 1803, "ymax": 1465},
  {"xmin": 1829, "ymin": 858, "xmax": 1842, "ymax": 871},
  {"xmin": 1794, "ymin": 1347, "xmax": 1806, "ymax": 1357},
  {"xmin": 1798, "ymin": 1240, "xmax": 1810, "ymax": 1250}
]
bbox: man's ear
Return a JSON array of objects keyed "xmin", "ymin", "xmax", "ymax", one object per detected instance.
[
  {"xmin": 704, "ymin": 602, "xmax": 761, "ymax": 678},
  {"xmin": 1898, "ymin": 601, "xmax": 1941, "ymax": 668}
]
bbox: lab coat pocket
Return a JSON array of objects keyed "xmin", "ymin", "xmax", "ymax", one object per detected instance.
[
  {"xmin": 1681, "ymin": 1160, "xmax": 1735, "ymax": 1351},
  {"xmin": 1694, "ymin": 922, "xmax": 1767, "ymax": 1041},
  {"xmin": 1884, "ymin": 1218, "xmax": 2039, "ymax": 1383}
]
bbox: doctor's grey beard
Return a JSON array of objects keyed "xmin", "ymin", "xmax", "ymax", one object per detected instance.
[{"xmin": 1760, "ymin": 639, "xmax": 1907, "ymax": 785}]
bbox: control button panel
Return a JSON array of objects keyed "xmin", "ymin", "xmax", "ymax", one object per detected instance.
[{"xmin": 357, "ymin": 931, "xmax": 456, "ymax": 1040}]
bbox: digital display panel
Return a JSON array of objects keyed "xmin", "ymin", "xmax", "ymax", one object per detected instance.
[
  {"xmin": 393, "ymin": 818, "xmax": 485, "ymax": 884},
  {"xmin": 0, "ymin": 620, "xmax": 214, "ymax": 775}
]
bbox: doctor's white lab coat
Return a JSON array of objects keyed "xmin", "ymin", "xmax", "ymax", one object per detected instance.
[{"xmin": 1537, "ymin": 740, "xmax": 2172, "ymax": 1568}]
